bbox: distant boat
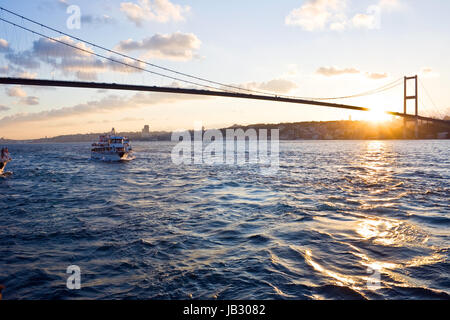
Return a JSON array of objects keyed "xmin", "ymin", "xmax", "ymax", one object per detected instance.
[
  {"xmin": 91, "ymin": 128, "xmax": 134, "ymax": 162},
  {"xmin": 0, "ymin": 147, "xmax": 12, "ymax": 175}
]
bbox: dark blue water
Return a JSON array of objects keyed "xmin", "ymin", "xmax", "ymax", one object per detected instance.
[{"xmin": 0, "ymin": 141, "xmax": 449, "ymax": 300}]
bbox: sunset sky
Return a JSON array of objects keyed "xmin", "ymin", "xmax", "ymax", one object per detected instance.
[{"xmin": 0, "ymin": 0, "xmax": 449, "ymax": 139}]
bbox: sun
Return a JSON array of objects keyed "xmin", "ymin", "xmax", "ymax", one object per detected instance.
[{"xmin": 365, "ymin": 109, "xmax": 392, "ymax": 123}]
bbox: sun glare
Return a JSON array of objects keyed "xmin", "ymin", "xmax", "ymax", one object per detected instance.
[{"xmin": 365, "ymin": 109, "xmax": 392, "ymax": 123}]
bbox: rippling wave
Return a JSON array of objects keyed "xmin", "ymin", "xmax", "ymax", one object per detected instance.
[{"xmin": 0, "ymin": 140, "xmax": 449, "ymax": 300}]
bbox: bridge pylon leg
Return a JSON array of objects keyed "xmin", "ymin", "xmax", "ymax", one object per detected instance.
[
  {"xmin": 403, "ymin": 77, "xmax": 407, "ymax": 138},
  {"xmin": 404, "ymin": 75, "xmax": 419, "ymax": 139}
]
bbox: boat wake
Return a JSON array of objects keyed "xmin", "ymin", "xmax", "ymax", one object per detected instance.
[
  {"xmin": 0, "ymin": 171, "xmax": 13, "ymax": 177},
  {"xmin": 120, "ymin": 156, "xmax": 136, "ymax": 162}
]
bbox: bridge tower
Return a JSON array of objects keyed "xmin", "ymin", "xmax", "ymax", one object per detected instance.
[{"xmin": 404, "ymin": 75, "xmax": 419, "ymax": 138}]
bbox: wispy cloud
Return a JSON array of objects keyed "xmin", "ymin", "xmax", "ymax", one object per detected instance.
[
  {"xmin": 379, "ymin": 0, "xmax": 402, "ymax": 11},
  {"xmin": 57, "ymin": 0, "xmax": 70, "ymax": 9},
  {"xmin": 0, "ymin": 105, "xmax": 10, "ymax": 112},
  {"xmin": 0, "ymin": 91, "xmax": 208, "ymax": 126},
  {"xmin": 6, "ymin": 87, "xmax": 27, "ymax": 98},
  {"xmin": 56, "ymin": 0, "xmax": 116, "ymax": 26},
  {"xmin": 4, "ymin": 36, "xmax": 145, "ymax": 80},
  {"xmin": 5, "ymin": 51, "xmax": 41, "ymax": 69},
  {"xmin": 316, "ymin": 66, "xmax": 389, "ymax": 80},
  {"xmin": 352, "ymin": 10, "xmax": 380, "ymax": 29},
  {"xmin": 88, "ymin": 117, "xmax": 145, "ymax": 125},
  {"xmin": 286, "ymin": 0, "xmax": 404, "ymax": 31},
  {"xmin": 21, "ymin": 96, "xmax": 40, "ymax": 106},
  {"xmin": 236, "ymin": 79, "xmax": 298, "ymax": 94},
  {"xmin": 32, "ymin": 36, "xmax": 93, "ymax": 58},
  {"xmin": 420, "ymin": 67, "xmax": 439, "ymax": 78},
  {"xmin": 17, "ymin": 72, "xmax": 38, "ymax": 79},
  {"xmin": 116, "ymin": 32, "xmax": 201, "ymax": 61},
  {"xmin": 316, "ymin": 66, "xmax": 360, "ymax": 76},
  {"xmin": 5, "ymin": 86, "xmax": 40, "ymax": 106},
  {"xmin": 0, "ymin": 39, "xmax": 9, "ymax": 52},
  {"xmin": 81, "ymin": 14, "xmax": 116, "ymax": 25},
  {"xmin": 285, "ymin": 0, "xmax": 347, "ymax": 31},
  {"xmin": 1, "ymin": 64, "xmax": 38, "ymax": 79},
  {"xmin": 120, "ymin": 0, "xmax": 190, "ymax": 26},
  {"xmin": 4, "ymin": 32, "xmax": 202, "ymax": 80},
  {"xmin": 365, "ymin": 72, "xmax": 388, "ymax": 79}
]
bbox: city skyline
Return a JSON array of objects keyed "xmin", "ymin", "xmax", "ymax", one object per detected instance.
[{"xmin": 0, "ymin": 0, "xmax": 449, "ymax": 139}]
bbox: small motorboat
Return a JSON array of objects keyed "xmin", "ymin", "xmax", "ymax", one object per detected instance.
[{"xmin": 0, "ymin": 147, "xmax": 12, "ymax": 175}]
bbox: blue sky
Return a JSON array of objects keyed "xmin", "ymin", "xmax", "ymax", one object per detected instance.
[{"xmin": 0, "ymin": 0, "xmax": 449, "ymax": 139}]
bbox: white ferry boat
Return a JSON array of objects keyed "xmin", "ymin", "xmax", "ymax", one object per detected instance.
[
  {"xmin": 91, "ymin": 128, "xmax": 134, "ymax": 161},
  {"xmin": 0, "ymin": 147, "xmax": 11, "ymax": 175}
]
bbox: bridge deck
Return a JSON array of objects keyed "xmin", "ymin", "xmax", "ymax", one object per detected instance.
[{"xmin": 0, "ymin": 77, "xmax": 448, "ymax": 126}]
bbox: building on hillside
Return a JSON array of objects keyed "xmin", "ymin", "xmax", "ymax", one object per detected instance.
[{"xmin": 142, "ymin": 125, "xmax": 150, "ymax": 137}]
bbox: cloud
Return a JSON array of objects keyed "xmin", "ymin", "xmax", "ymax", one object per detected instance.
[
  {"xmin": 420, "ymin": 67, "xmax": 439, "ymax": 78},
  {"xmin": 232, "ymin": 79, "xmax": 298, "ymax": 94},
  {"xmin": 316, "ymin": 67, "xmax": 388, "ymax": 79},
  {"xmin": 0, "ymin": 65, "xmax": 28, "ymax": 76},
  {"xmin": 1, "ymin": 65, "xmax": 41, "ymax": 80},
  {"xmin": 286, "ymin": 0, "xmax": 403, "ymax": 31},
  {"xmin": 285, "ymin": 0, "xmax": 347, "ymax": 31},
  {"xmin": 0, "ymin": 91, "xmax": 208, "ymax": 126},
  {"xmin": 350, "ymin": 0, "xmax": 403, "ymax": 30},
  {"xmin": 4, "ymin": 34, "xmax": 201, "ymax": 80},
  {"xmin": 57, "ymin": 0, "xmax": 70, "ymax": 9},
  {"xmin": 5, "ymin": 87, "xmax": 40, "ymax": 105},
  {"xmin": 18, "ymin": 72, "xmax": 38, "ymax": 79},
  {"xmin": 6, "ymin": 87, "xmax": 27, "ymax": 98},
  {"xmin": 352, "ymin": 9, "xmax": 380, "ymax": 29},
  {"xmin": 366, "ymin": 72, "xmax": 388, "ymax": 80},
  {"xmin": 121, "ymin": 117, "xmax": 145, "ymax": 122},
  {"xmin": 379, "ymin": 0, "xmax": 402, "ymax": 11},
  {"xmin": 32, "ymin": 36, "xmax": 93, "ymax": 59},
  {"xmin": 58, "ymin": 55, "xmax": 146, "ymax": 80},
  {"xmin": 0, "ymin": 39, "xmax": 9, "ymax": 52},
  {"xmin": 21, "ymin": 96, "xmax": 40, "ymax": 106},
  {"xmin": 0, "ymin": 105, "xmax": 10, "ymax": 112},
  {"xmin": 120, "ymin": 0, "xmax": 190, "ymax": 26},
  {"xmin": 88, "ymin": 117, "xmax": 145, "ymax": 125},
  {"xmin": 284, "ymin": 64, "xmax": 299, "ymax": 77},
  {"xmin": 316, "ymin": 66, "xmax": 360, "ymax": 76},
  {"xmin": 329, "ymin": 20, "xmax": 348, "ymax": 31},
  {"xmin": 55, "ymin": 1, "xmax": 116, "ymax": 26},
  {"xmin": 4, "ymin": 36, "xmax": 146, "ymax": 80},
  {"xmin": 5, "ymin": 51, "xmax": 41, "ymax": 69},
  {"xmin": 81, "ymin": 14, "xmax": 116, "ymax": 25},
  {"xmin": 116, "ymin": 32, "xmax": 201, "ymax": 60},
  {"xmin": 252, "ymin": 79, "xmax": 298, "ymax": 93}
]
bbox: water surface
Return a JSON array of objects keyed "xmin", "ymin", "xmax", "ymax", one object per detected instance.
[{"xmin": 0, "ymin": 140, "xmax": 449, "ymax": 299}]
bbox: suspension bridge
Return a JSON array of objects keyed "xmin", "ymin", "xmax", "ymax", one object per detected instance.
[{"xmin": 0, "ymin": 7, "xmax": 448, "ymax": 137}]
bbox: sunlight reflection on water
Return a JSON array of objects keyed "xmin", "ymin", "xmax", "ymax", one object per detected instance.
[{"xmin": 0, "ymin": 140, "xmax": 449, "ymax": 299}]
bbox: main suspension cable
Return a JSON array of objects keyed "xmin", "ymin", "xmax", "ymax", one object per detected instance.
[
  {"xmin": 0, "ymin": 16, "xmax": 235, "ymax": 93},
  {"xmin": 0, "ymin": 6, "xmax": 278, "ymax": 97},
  {"xmin": 0, "ymin": 6, "xmax": 408, "ymax": 102}
]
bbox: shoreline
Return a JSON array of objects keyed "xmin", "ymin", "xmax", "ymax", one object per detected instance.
[{"xmin": 1, "ymin": 120, "xmax": 449, "ymax": 143}]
